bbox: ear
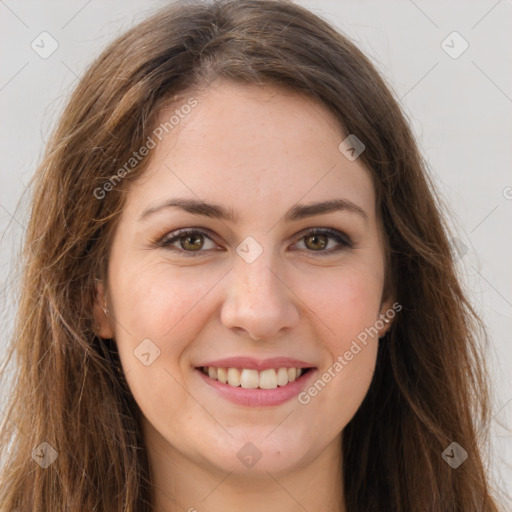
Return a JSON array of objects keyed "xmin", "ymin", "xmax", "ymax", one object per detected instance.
[
  {"xmin": 93, "ymin": 280, "xmax": 115, "ymax": 339},
  {"xmin": 376, "ymin": 296, "xmax": 396, "ymax": 339}
]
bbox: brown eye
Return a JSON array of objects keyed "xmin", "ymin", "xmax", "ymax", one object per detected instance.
[
  {"xmin": 304, "ymin": 233, "xmax": 328, "ymax": 251},
  {"xmin": 294, "ymin": 228, "xmax": 352, "ymax": 255},
  {"xmin": 180, "ymin": 233, "xmax": 205, "ymax": 251},
  {"xmin": 157, "ymin": 229, "xmax": 217, "ymax": 256},
  {"xmin": 157, "ymin": 227, "xmax": 352, "ymax": 258}
]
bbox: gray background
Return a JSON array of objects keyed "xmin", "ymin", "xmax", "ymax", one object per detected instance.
[{"xmin": 1, "ymin": 0, "xmax": 511, "ymax": 503}]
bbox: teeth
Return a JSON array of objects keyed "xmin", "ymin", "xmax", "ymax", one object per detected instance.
[
  {"xmin": 276, "ymin": 367, "xmax": 288, "ymax": 386},
  {"xmin": 259, "ymin": 369, "xmax": 277, "ymax": 389},
  {"xmin": 227, "ymin": 368, "xmax": 241, "ymax": 387},
  {"xmin": 200, "ymin": 366, "xmax": 309, "ymax": 389},
  {"xmin": 240, "ymin": 369, "xmax": 259, "ymax": 388},
  {"xmin": 217, "ymin": 367, "xmax": 228, "ymax": 384}
]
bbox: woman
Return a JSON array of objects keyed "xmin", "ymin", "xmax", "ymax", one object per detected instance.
[{"xmin": 0, "ymin": 0, "xmax": 506, "ymax": 510}]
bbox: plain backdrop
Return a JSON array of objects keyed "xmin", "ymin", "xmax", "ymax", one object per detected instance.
[{"xmin": 1, "ymin": 0, "xmax": 511, "ymax": 503}]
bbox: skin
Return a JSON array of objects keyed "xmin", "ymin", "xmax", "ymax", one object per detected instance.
[{"xmin": 94, "ymin": 79, "xmax": 393, "ymax": 512}]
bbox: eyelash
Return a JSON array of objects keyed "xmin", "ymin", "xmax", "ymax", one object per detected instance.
[{"xmin": 155, "ymin": 227, "xmax": 353, "ymax": 257}]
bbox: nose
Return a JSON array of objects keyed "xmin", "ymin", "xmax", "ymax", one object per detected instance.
[{"xmin": 220, "ymin": 248, "xmax": 300, "ymax": 341}]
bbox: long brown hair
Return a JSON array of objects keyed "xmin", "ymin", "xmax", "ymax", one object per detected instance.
[{"xmin": 0, "ymin": 1, "xmax": 507, "ymax": 510}]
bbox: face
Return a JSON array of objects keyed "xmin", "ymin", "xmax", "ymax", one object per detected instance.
[{"xmin": 94, "ymin": 79, "xmax": 393, "ymax": 478}]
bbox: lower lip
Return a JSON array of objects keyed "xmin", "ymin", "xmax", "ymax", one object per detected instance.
[{"xmin": 196, "ymin": 368, "xmax": 316, "ymax": 407}]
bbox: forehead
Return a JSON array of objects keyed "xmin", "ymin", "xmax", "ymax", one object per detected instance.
[{"xmin": 127, "ymin": 80, "xmax": 376, "ymax": 223}]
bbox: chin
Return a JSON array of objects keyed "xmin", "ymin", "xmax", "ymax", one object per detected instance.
[{"xmin": 197, "ymin": 430, "xmax": 310, "ymax": 476}]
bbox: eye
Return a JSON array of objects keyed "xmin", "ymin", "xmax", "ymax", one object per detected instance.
[
  {"xmin": 155, "ymin": 227, "xmax": 352, "ymax": 257},
  {"xmin": 156, "ymin": 228, "xmax": 218, "ymax": 256},
  {"xmin": 293, "ymin": 228, "xmax": 353, "ymax": 255}
]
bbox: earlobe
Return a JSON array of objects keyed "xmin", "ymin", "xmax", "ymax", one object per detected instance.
[
  {"xmin": 377, "ymin": 298, "xmax": 395, "ymax": 339},
  {"xmin": 93, "ymin": 280, "xmax": 115, "ymax": 339},
  {"xmin": 377, "ymin": 315, "xmax": 392, "ymax": 339}
]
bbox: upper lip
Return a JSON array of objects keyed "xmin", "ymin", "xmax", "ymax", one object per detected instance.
[{"xmin": 197, "ymin": 357, "xmax": 315, "ymax": 371}]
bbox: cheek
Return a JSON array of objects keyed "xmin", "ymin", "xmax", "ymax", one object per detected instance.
[
  {"xmin": 292, "ymin": 264, "xmax": 382, "ymax": 413},
  {"xmin": 110, "ymin": 264, "xmax": 224, "ymax": 430},
  {"xmin": 294, "ymin": 264, "xmax": 383, "ymax": 343},
  {"xmin": 295, "ymin": 267, "xmax": 381, "ymax": 429},
  {"xmin": 110, "ymin": 262, "xmax": 231, "ymax": 408},
  {"xmin": 113, "ymin": 262, "xmax": 228, "ymax": 342},
  {"xmin": 306, "ymin": 339, "xmax": 378, "ymax": 438}
]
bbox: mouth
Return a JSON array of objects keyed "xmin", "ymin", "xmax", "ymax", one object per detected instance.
[
  {"xmin": 197, "ymin": 366, "xmax": 314, "ymax": 389},
  {"xmin": 194, "ymin": 365, "xmax": 316, "ymax": 407}
]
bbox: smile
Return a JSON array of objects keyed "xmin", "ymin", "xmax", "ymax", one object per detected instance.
[
  {"xmin": 199, "ymin": 366, "xmax": 312, "ymax": 389},
  {"xmin": 195, "ymin": 365, "xmax": 316, "ymax": 407}
]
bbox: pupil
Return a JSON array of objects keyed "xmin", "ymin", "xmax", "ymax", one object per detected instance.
[
  {"xmin": 183, "ymin": 234, "xmax": 202, "ymax": 250},
  {"xmin": 307, "ymin": 234, "xmax": 327, "ymax": 250}
]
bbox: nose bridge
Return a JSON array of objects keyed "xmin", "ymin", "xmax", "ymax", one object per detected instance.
[
  {"xmin": 220, "ymin": 238, "xmax": 299, "ymax": 339},
  {"xmin": 238, "ymin": 250, "xmax": 278, "ymax": 299},
  {"xmin": 234, "ymin": 233, "xmax": 277, "ymax": 288},
  {"xmin": 234, "ymin": 241, "xmax": 284, "ymax": 307}
]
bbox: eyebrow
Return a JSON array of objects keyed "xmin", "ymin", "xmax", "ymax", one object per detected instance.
[{"xmin": 138, "ymin": 198, "xmax": 368, "ymax": 224}]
